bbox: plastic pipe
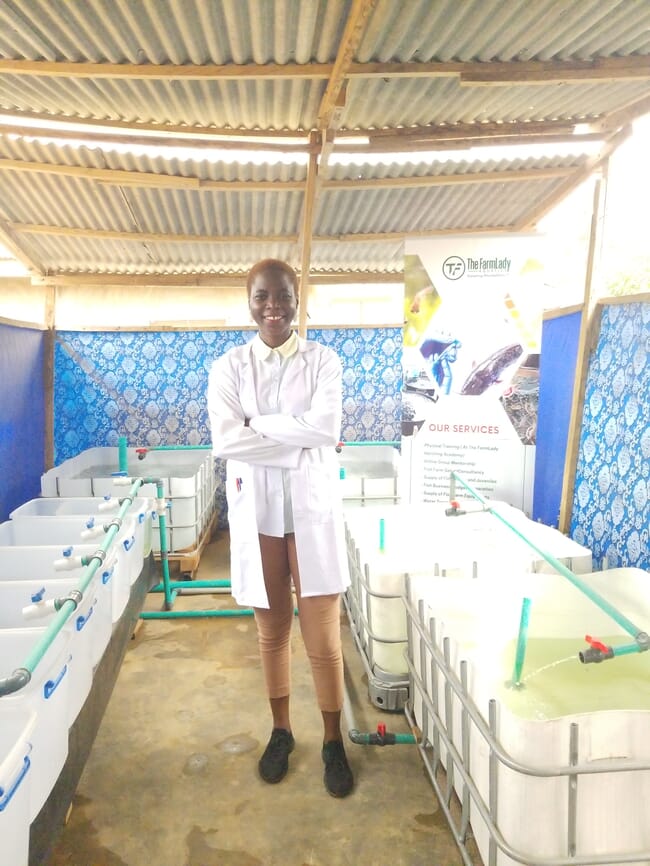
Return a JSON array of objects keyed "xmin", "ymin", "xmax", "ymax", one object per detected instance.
[
  {"xmin": 510, "ymin": 597, "xmax": 532, "ymax": 687},
  {"xmin": 140, "ymin": 608, "xmax": 254, "ymax": 619},
  {"xmin": 149, "ymin": 579, "xmax": 231, "ymax": 592},
  {"xmin": 342, "ymin": 659, "xmax": 415, "ymax": 746},
  {"xmin": 0, "ymin": 478, "xmax": 144, "ymax": 697},
  {"xmin": 451, "ymin": 471, "xmax": 646, "ymax": 643},
  {"xmin": 118, "ymin": 436, "xmax": 128, "ymax": 473},
  {"xmin": 135, "ymin": 445, "xmax": 213, "ymax": 460},
  {"xmin": 379, "ymin": 518, "xmax": 385, "ymax": 552},
  {"xmin": 348, "ymin": 729, "xmax": 417, "ymax": 746},
  {"xmin": 339, "ymin": 440, "xmax": 400, "ymax": 447}
]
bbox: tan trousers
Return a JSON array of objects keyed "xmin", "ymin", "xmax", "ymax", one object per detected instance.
[{"xmin": 253, "ymin": 533, "xmax": 344, "ymax": 712}]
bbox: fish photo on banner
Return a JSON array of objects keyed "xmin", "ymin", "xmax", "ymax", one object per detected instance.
[{"xmin": 402, "ymin": 237, "xmax": 544, "ymax": 513}]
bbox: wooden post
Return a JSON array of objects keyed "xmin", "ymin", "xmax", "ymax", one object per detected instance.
[
  {"xmin": 297, "ymin": 133, "xmax": 318, "ymax": 337},
  {"xmin": 43, "ymin": 284, "xmax": 56, "ymax": 470},
  {"xmin": 558, "ymin": 166, "xmax": 608, "ymax": 532}
]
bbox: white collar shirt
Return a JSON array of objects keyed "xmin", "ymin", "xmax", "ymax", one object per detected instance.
[{"xmin": 249, "ymin": 332, "xmax": 298, "ymax": 535}]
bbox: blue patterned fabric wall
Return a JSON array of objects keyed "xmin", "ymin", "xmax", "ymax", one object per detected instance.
[
  {"xmin": 571, "ymin": 302, "xmax": 649, "ymax": 570},
  {"xmin": 54, "ymin": 327, "xmax": 402, "ymax": 527}
]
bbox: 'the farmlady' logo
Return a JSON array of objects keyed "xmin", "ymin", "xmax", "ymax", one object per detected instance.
[{"xmin": 443, "ymin": 254, "xmax": 512, "ymax": 280}]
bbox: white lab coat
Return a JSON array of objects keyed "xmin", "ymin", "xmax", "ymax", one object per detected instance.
[{"xmin": 207, "ymin": 336, "xmax": 350, "ymax": 607}]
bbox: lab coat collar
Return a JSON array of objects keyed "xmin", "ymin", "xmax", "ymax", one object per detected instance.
[{"xmin": 251, "ymin": 331, "xmax": 298, "ymax": 361}]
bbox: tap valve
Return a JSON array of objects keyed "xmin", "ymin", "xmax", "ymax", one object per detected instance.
[{"xmin": 579, "ymin": 635, "xmax": 614, "ymax": 664}]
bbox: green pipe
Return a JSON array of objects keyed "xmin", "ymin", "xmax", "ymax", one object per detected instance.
[
  {"xmin": 451, "ymin": 472, "xmax": 646, "ymax": 642},
  {"xmin": 118, "ymin": 435, "xmax": 129, "ymax": 472},
  {"xmin": 1, "ymin": 479, "xmax": 144, "ymax": 695},
  {"xmin": 613, "ymin": 642, "xmax": 646, "ymax": 657},
  {"xmin": 379, "ymin": 517, "xmax": 385, "ymax": 552},
  {"xmin": 152, "ymin": 478, "xmax": 175, "ymax": 610},
  {"xmin": 340, "ymin": 440, "xmax": 400, "ymax": 447},
  {"xmin": 349, "ymin": 730, "xmax": 417, "ymax": 745},
  {"xmin": 150, "ymin": 579, "xmax": 231, "ymax": 591},
  {"xmin": 141, "ymin": 608, "xmax": 254, "ymax": 619},
  {"xmin": 510, "ymin": 596, "xmax": 532, "ymax": 687},
  {"xmin": 138, "ymin": 444, "xmax": 212, "ymax": 451}
]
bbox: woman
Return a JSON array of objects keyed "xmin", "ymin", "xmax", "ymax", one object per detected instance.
[{"xmin": 207, "ymin": 259, "xmax": 353, "ymax": 798}]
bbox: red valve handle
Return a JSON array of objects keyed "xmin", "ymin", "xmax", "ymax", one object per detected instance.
[{"xmin": 585, "ymin": 634, "xmax": 609, "ymax": 653}]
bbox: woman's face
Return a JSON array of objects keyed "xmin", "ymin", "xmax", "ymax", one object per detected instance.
[{"xmin": 248, "ymin": 267, "xmax": 298, "ymax": 347}]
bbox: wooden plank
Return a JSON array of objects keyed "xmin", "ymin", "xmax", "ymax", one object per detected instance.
[
  {"xmin": 514, "ymin": 126, "xmax": 630, "ymax": 231},
  {"xmin": 458, "ymin": 55, "xmax": 650, "ymax": 85},
  {"xmin": 0, "ymin": 159, "xmax": 306, "ymax": 190},
  {"xmin": 322, "ymin": 167, "xmax": 575, "ymax": 190},
  {"xmin": 297, "ymin": 133, "xmax": 319, "ymax": 339},
  {"xmin": 2, "ymin": 55, "xmax": 648, "ymax": 83},
  {"xmin": 558, "ymin": 172, "xmax": 608, "ymax": 533},
  {"xmin": 0, "ymin": 218, "xmax": 42, "ymax": 274},
  {"xmin": 13, "ymin": 224, "xmax": 300, "ymax": 244},
  {"xmin": 542, "ymin": 304, "xmax": 584, "ymax": 320},
  {"xmin": 0, "ymin": 123, "xmax": 314, "ymax": 152},
  {"xmin": 0, "ymin": 58, "xmax": 334, "ymax": 80},
  {"xmin": 31, "ymin": 271, "xmax": 402, "ymax": 288},
  {"xmin": 0, "ymin": 315, "xmax": 47, "ymax": 329},
  {"xmin": 317, "ymin": 0, "xmax": 379, "ymax": 129}
]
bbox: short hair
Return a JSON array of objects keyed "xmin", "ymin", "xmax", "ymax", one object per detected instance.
[{"xmin": 246, "ymin": 259, "xmax": 299, "ymax": 296}]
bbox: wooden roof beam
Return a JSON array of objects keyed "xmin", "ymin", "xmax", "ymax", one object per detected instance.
[
  {"xmin": 0, "ymin": 215, "xmax": 43, "ymax": 275},
  {"xmin": 296, "ymin": 132, "xmax": 320, "ymax": 337},
  {"xmin": 18, "ymin": 223, "xmax": 524, "ymax": 246},
  {"xmin": 32, "ymin": 271, "xmax": 404, "ymax": 288},
  {"xmin": 0, "ymin": 111, "xmax": 315, "ymax": 142},
  {"xmin": 3, "ymin": 158, "xmax": 575, "ymax": 190},
  {"xmin": 0, "ymin": 123, "xmax": 315, "ymax": 152},
  {"xmin": 0, "ymin": 158, "xmax": 307, "ymax": 190},
  {"xmin": 1, "ymin": 55, "xmax": 648, "ymax": 83},
  {"xmin": 457, "ymin": 56, "xmax": 650, "ymax": 85},
  {"xmin": 322, "ymin": 166, "xmax": 576, "ymax": 189},
  {"xmin": 514, "ymin": 126, "xmax": 632, "ymax": 230}
]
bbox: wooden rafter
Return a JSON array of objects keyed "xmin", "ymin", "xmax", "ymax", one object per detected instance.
[
  {"xmin": 0, "ymin": 158, "xmax": 575, "ymax": 190},
  {"xmin": 317, "ymin": 0, "xmax": 378, "ymax": 129},
  {"xmin": 15, "ymin": 223, "xmax": 520, "ymax": 246},
  {"xmin": 0, "ymin": 118, "xmax": 604, "ymax": 153},
  {"xmin": 0, "ymin": 110, "xmax": 314, "ymax": 141},
  {"xmin": 0, "ymin": 158, "xmax": 307, "ymax": 189},
  {"xmin": 1, "ymin": 54, "xmax": 648, "ymax": 83},
  {"xmin": 0, "ymin": 123, "xmax": 315, "ymax": 152},
  {"xmin": 514, "ymin": 126, "xmax": 631, "ymax": 230},
  {"xmin": 0, "ymin": 215, "xmax": 42, "ymax": 274},
  {"xmin": 32, "ymin": 271, "xmax": 404, "ymax": 288},
  {"xmin": 297, "ymin": 132, "xmax": 320, "ymax": 336}
]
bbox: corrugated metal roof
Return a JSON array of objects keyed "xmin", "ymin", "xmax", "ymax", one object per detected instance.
[{"xmin": 0, "ymin": 0, "xmax": 647, "ymax": 281}]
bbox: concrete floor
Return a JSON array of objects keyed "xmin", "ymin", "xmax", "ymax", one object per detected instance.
[{"xmin": 47, "ymin": 531, "xmax": 465, "ymax": 866}]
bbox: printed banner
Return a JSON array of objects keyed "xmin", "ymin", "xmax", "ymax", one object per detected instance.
[{"xmin": 402, "ymin": 236, "xmax": 544, "ymax": 512}]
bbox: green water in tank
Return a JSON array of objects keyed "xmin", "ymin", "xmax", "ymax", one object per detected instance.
[{"xmin": 495, "ymin": 637, "xmax": 650, "ymax": 720}]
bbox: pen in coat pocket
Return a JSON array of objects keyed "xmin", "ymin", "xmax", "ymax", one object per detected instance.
[{"xmin": 235, "ymin": 477, "xmax": 243, "ymax": 492}]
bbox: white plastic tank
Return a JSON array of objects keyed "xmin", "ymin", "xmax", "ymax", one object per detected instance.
[
  {"xmin": 0, "ymin": 708, "xmax": 36, "ymax": 866},
  {"xmin": 345, "ymin": 502, "xmax": 592, "ymax": 678},
  {"xmin": 408, "ymin": 567, "xmax": 650, "ymax": 866},
  {"xmin": 39, "ymin": 446, "xmax": 217, "ymax": 554},
  {"xmin": 0, "ymin": 627, "xmax": 72, "ymax": 821},
  {"xmin": 0, "ymin": 575, "xmax": 109, "ymax": 725}
]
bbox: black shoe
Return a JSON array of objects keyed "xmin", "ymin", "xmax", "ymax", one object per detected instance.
[
  {"xmin": 258, "ymin": 728, "xmax": 295, "ymax": 784},
  {"xmin": 322, "ymin": 739, "xmax": 354, "ymax": 797}
]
